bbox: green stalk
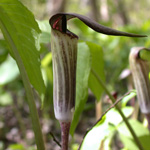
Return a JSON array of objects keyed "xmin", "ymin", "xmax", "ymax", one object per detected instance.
[
  {"xmin": 91, "ymin": 68, "xmax": 144, "ymax": 150},
  {"xmin": 0, "ymin": 20, "xmax": 45, "ymax": 150},
  {"xmin": 20, "ymin": 64, "xmax": 45, "ymax": 150},
  {"xmin": 139, "ymin": 48, "xmax": 150, "ymax": 61}
]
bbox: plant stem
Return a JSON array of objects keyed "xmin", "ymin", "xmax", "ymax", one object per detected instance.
[
  {"xmin": 139, "ymin": 49, "xmax": 150, "ymax": 61},
  {"xmin": 60, "ymin": 122, "xmax": 71, "ymax": 150},
  {"xmin": 91, "ymin": 68, "xmax": 144, "ymax": 150},
  {"xmin": 96, "ymin": 101, "xmax": 102, "ymax": 120},
  {"xmin": 14, "ymin": 39, "xmax": 45, "ymax": 150},
  {"xmin": 12, "ymin": 94, "xmax": 26, "ymax": 139},
  {"xmin": 17, "ymin": 56, "xmax": 45, "ymax": 150}
]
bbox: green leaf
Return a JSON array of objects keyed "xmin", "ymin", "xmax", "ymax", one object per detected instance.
[
  {"xmin": 72, "ymin": 19, "xmax": 90, "ymax": 36},
  {"xmin": 37, "ymin": 20, "xmax": 51, "ymax": 44},
  {"xmin": 0, "ymin": 56, "xmax": 19, "ymax": 85},
  {"xmin": 106, "ymin": 107, "xmax": 133, "ymax": 126},
  {"xmin": 0, "ymin": 0, "xmax": 45, "ymax": 95},
  {"xmin": 80, "ymin": 107, "xmax": 133, "ymax": 150},
  {"xmin": 70, "ymin": 42, "xmax": 91, "ymax": 136},
  {"xmin": 118, "ymin": 119, "xmax": 150, "ymax": 150},
  {"xmin": 87, "ymin": 42, "xmax": 105, "ymax": 101},
  {"xmin": 81, "ymin": 120, "xmax": 113, "ymax": 150},
  {"xmin": 0, "ymin": 1, "xmax": 45, "ymax": 149}
]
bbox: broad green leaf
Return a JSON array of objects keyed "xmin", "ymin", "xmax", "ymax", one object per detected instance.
[
  {"xmin": 87, "ymin": 42, "xmax": 105, "ymax": 101},
  {"xmin": 0, "ymin": 0, "xmax": 45, "ymax": 95},
  {"xmin": 0, "ymin": 56, "xmax": 19, "ymax": 85},
  {"xmin": 118, "ymin": 119, "xmax": 150, "ymax": 150},
  {"xmin": 81, "ymin": 107, "xmax": 133, "ymax": 150},
  {"xmin": 0, "ymin": 1, "xmax": 46, "ymax": 149},
  {"xmin": 70, "ymin": 42, "xmax": 91, "ymax": 136}
]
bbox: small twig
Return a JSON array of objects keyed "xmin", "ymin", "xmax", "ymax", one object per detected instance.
[
  {"xmin": 78, "ymin": 91, "xmax": 132, "ymax": 150},
  {"xmin": 49, "ymin": 132, "xmax": 61, "ymax": 147}
]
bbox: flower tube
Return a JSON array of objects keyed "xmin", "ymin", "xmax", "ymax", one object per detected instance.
[{"xmin": 51, "ymin": 24, "xmax": 78, "ymax": 122}]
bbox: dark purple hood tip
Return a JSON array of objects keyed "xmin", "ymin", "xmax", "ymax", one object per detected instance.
[{"xmin": 50, "ymin": 13, "xmax": 147, "ymax": 37}]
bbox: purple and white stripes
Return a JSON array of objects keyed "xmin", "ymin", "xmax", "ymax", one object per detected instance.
[{"xmin": 51, "ymin": 29, "xmax": 78, "ymax": 122}]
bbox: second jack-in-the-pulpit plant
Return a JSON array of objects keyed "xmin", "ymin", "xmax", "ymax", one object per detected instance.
[
  {"xmin": 129, "ymin": 47, "xmax": 150, "ymax": 129},
  {"xmin": 49, "ymin": 13, "xmax": 146, "ymax": 150}
]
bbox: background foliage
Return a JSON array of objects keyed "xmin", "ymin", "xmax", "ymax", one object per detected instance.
[{"xmin": 0, "ymin": 0, "xmax": 150, "ymax": 150}]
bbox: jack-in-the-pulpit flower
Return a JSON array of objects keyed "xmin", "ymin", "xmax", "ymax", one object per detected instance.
[
  {"xmin": 129, "ymin": 47, "xmax": 150, "ymax": 129},
  {"xmin": 51, "ymin": 24, "xmax": 78, "ymax": 122},
  {"xmin": 129, "ymin": 47, "xmax": 150, "ymax": 113},
  {"xmin": 49, "ymin": 13, "xmax": 146, "ymax": 150}
]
